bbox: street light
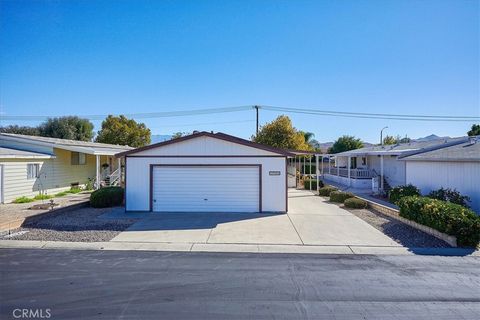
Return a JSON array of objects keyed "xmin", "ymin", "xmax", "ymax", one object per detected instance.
[{"xmin": 380, "ymin": 126, "xmax": 388, "ymax": 146}]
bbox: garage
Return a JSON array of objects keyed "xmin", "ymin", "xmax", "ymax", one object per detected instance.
[
  {"xmin": 152, "ymin": 165, "xmax": 260, "ymax": 212},
  {"xmin": 116, "ymin": 131, "xmax": 292, "ymax": 213}
]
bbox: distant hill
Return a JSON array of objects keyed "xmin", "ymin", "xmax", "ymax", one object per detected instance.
[
  {"xmin": 414, "ymin": 134, "xmax": 451, "ymax": 142},
  {"xmin": 150, "ymin": 135, "xmax": 172, "ymax": 144}
]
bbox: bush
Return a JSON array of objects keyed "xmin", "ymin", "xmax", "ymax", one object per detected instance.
[
  {"xmin": 33, "ymin": 194, "xmax": 53, "ymax": 200},
  {"xmin": 329, "ymin": 191, "xmax": 355, "ymax": 203},
  {"xmin": 13, "ymin": 196, "xmax": 34, "ymax": 203},
  {"xmin": 427, "ymin": 188, "xmax": 470, "ymax": 208},
  {"xmin": 318, "ymin": 186, "xmax": 337, "ymax": 196},
  {"xmin": 388, "ymin": 184, "xmax": 420, "ymax": 204},
  {"xmin": 303, "ymin": 179, "xmax": 324, "ymax": 190},
  {"xmin": 90, "ymin": 186, "xmax": 124, "ymax": 208},
  {"xmin": 301, "ymin": 165, "xmax": 316, "ymax": 175},
  {"xmin": 344, "ymin": 198, "xmax": 368, "ymax": 209},
  {"xmin": 398, "ymin": 196, "xmax": 480, "ymax": 247}
]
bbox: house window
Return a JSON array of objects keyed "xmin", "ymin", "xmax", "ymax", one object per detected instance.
[
  {"xmin": 27, "ymin": 164, "xmax": 40, "ymax": 179},
  {"xmin": 71, "ymin": 152, "xmax": 87, "ymax": 165},
  {"xmin": 361, "ymin": 157, "xmax": 367, "ymax": 166}
]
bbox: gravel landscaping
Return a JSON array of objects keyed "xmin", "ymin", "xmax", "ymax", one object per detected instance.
[
  {"xmin": 346, "ymin": 207, "xmax": 452, "ymax": 248},
  {"xmin": 3, "ymin": 206, "xmax": 138, "ymax": 242}
]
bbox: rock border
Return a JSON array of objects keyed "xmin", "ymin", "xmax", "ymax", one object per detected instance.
[{"xmin": 355, "ymin": 196, "xmax": 457, "ymax": 247}]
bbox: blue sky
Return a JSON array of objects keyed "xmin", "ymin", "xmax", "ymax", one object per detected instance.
[{"xmin": 1, "ymin": 0, "xmax": 478, "ymax": 142}]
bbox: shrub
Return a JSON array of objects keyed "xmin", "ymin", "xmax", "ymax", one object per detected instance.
[
  {"xmin": 13, "ymin": 196, "xmax": 34, "ymax": 203},
  {"xmin": 302, "ymin": 165, "xmax": 316, "ymax": 175},
  {"xmin": 344, "ymin": 198, "xmax": 368, "ymax": 209},
  {"xmin": 427, "ymin": 188, "xmax": 470, "ymax": 208},
  {"xmin": 90, "ymin": 186, "xmax": 124, "ymax": 208},
  {"xmin": 303, "ymin": 179, "xmax": 324, "ymax": 190},
  {"xmin": 329, "ymin": 191, "xmax": 355, "ymax": 203},
  {"xmin": 398, "ymin": 196, "xmax": 480, "ymax": 247},
  {"xmin": 318, "ymin": 186, "xmax": 337, "ymax": 196},
  {"xmin": 388, "ymin": 184, "xmax": 420, "ymax": 204},
  {"xmin": 33, "ymin": 194, "xmax": 53, "ymax": 200}
]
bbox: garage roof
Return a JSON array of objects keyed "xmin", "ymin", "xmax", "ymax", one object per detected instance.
[{"xmin": 115, "ymin": 131, "xmax": 295, "ymax": 157}]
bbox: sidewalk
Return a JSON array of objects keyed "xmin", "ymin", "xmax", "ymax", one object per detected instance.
[{"xmin": 1, "ymin": 239, "xmax": 478, "ymax": 256}]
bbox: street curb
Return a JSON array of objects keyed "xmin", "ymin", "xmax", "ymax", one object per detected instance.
[{"xmin": 0, "ymin": 240, "xmax": 478, "ymax": 256}]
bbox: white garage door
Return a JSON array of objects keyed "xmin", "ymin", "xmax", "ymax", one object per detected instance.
[{"xmin": 152, "ymin": 165, "xmax": 260, "ymax": 212}]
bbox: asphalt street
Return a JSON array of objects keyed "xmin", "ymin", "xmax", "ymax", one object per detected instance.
[{"xmin": 1, "ymin": 249, "xmax": 479, "ymax": 319}]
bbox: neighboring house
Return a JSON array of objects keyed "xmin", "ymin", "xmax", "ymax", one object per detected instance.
[
  {"xmin": 116, "ymin": 131, "xmax": 293, "ymax": 213},
  {"xmin": 321, "ymin": 136, "xmax": 471, "ymax": 192},
  {"xmin": 399, "ymin": 137, "xmax": 480, "ymax": 213},
  {"xmin": 0, "ymin": 133, "xmax": 133, "ymax": 203}
]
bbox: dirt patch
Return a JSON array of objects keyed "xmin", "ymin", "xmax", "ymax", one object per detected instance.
[{"xmin": 4, "ymin": 206, "xmax": 138, "ymax": 242}]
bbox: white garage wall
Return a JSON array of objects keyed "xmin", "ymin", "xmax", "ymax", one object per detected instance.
[
  {"xmin": 406, "ymin": 161, "xmax": 480, "ymax": 213},
  {"xmin": 126, "ymin": 157, "xmax": 287, "ymax": 212}
]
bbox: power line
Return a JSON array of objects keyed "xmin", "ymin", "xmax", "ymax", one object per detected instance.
[
  {"xmin": 0, "ymin": 105, "xmax": 254, "ymax": 121},
  {"xmin": 259, "ymin": 105, "xmax": 480, "ymax": 122},
  {"xmin": 148, "ymin": 119, "xmax": 254, "ymax": 128},
  {"xmin": 1, "ymin": 105, "xmax": 478, "ymax": 122}
]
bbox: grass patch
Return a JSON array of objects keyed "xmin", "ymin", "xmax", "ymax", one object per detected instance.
[
  {"xmin": 66, "ymin": 187, "xmax": 82, "ymax": 194},
  {"xmin": 33, "ymin": 194, "xmax": 53, "ymax": 200},
  {"xmin": 13, "ymin": 196, "xmax": 34, "ymax": 203},
  {"xmin": 54, "ymin": 191, "xmax": 69, "ymax": 197}
]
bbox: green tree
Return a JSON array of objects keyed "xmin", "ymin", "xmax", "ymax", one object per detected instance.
[
  {"xmin": 467, "ymin": 124, "xmax": 480, "ymax": 136},
  {"xmin": 171, "ymin": 132, "xmax": 190, "ymax": 139},
  {"xmin": 399, "ymin": 136, "xmax": 411, "ymax": 143},
  {"xmin": 253, "ymin": 115, "xmax": 311, "ymax": 150},
  {"xmin": 328, "ymin": 135, "xmax": 363, "ymax": 154},
  {"xmin": 95, "ymin": 115, "xmax": 151, "ymax": 147},
  {"xmin": 383, "ymin": 135, "xmax": 397, "ymax": 145},
  {"xmin": 0, "ymin": 125, "xmax": 40, "ymax": 136},
  {"xmin": 38, "ymin": 116, "xmax": 94, "ymax": 141}
]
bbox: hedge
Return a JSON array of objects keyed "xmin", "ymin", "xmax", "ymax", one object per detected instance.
[
  {"xmin": 303, "ymin": 179, "xmax": 324, "ymax": 190},
  {"xmin": 329, "ymin": 191, "xmax": 355, "ymax": 203},
  {"xmin": 90, "ymin": 187, "xmax": 124, "ymax": 208},
  {"xmin": 318, "ymin": 186, "xmax": 337, "ymax": 197},
  {"xmin": 301, "ymin": 165, "xmax": 316, "ymax": 175},
  {"xmin": 344, "ymin": 198, "xmax": 368, "ymax": 209},
  {"xmin": 398, "ymin": 196, "xmax": 480, "ymax": 247},
  {"xmin": 388, "ymin": 184, "xmax": 420, "ymax": 204}
]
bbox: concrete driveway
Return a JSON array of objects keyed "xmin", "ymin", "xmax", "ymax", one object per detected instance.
[{"xmin": 111, "ymin": 189, "xmax": 400, "ymax": 247}]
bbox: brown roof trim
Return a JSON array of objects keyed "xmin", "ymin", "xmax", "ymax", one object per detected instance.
[{"xmin": 115, "ymin": 131, "xmax": 295, "ymax": 157}]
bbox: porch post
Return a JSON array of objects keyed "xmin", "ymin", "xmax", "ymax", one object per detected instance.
[
  {"xmin": 337, "ymin": 157, "xmax": 339, "ymax": 177},
  {"xmin": 95, "ymin": 155, "xmax": 101, "ymax": 190},
  {"xmin": 380, "ymin": 155, "xmax": 384, "ymax": 191},
  {"xmin": 347, "ymin": 156, "xmax": 351, "ymax": 187},
  {"xmin": 315, "ymin": 154, "xmax": 319, "ymax": 190},
  {"xmin": 328, "ymin": 156, "xmax": 331, "ymax": 174},
  {"xmin": 117, "ymin": 157, "xmax": 122, "ymax": 183},
  {"xmin": 303, "ymin": 156, "xmax": 306, "ymax": 178},
  {"xmin": 309, "ymin": 155, "xmax": 312, "ymax": 178}
]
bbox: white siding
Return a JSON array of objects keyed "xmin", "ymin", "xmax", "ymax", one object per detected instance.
[
  {"xmin": 367, "ymin": 155, "xmax": 406, "ymax": 187},
  {"xmin": 0, "ymin": 148, "xmax": 114, "ymax": 203},
  {"xmin": 126, "ymin": 157, "xmax": 286, "ymax": 212},
  {"xmin": 406, "ymin": 161, "xmax": 480, "ymax": 213},
  {"xmin": 134, "ymin": 136, "xmax": 277, "ymax": 156}
]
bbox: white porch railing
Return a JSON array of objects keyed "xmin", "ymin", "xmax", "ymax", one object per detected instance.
[{"xmin": 325, "ymin": 168, "xmax": 374, "ymax": 179}]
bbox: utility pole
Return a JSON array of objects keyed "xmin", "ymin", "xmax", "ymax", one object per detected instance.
[{"xmin": 254, "ymin": 105, "xmax": 259, "ymax": 136}]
